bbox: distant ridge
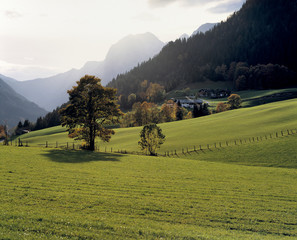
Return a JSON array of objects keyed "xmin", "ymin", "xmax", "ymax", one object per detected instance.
[
  {"xmin": 2, "ymin": 32, "xmax": 165, "ymax": 111},
  {"xmin": 0, "ymin": 78, "xmax": 47, "ymax": 128}
]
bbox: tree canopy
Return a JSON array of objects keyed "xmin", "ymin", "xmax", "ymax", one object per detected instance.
[
  {"xmin": 60, "ymin": 75, "xmax": 122, "ymax": 151},
  {"xmin": 227, "ymin": 94, "xmax": 242, "ymax": 109},
  {"xmin": 138, "ymin": 123, "xmax": 165, "ymax": 156}
]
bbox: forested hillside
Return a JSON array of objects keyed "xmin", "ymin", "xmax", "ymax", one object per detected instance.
[{"xmin": 108, "ymin": 0, "xmax": 297, "ymax": 97}]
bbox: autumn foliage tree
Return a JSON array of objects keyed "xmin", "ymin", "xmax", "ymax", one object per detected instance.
[
  {"xmin": 227, "ymin": 94, "xmax": 242, "ymax": 109},
  {"xmin": 216, "ymin": 102, "xmax": 229, "ymax": 113},
  {"xmin": 160, "ymin": 100, "xmax": 175, "ymax": 122},
  {"xmin": 60, "ymin": 75, "xmax": 122, "ymax": 151}
]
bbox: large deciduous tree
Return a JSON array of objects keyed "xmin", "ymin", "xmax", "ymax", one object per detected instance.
[{"xmin": 60, "ymin": 75, "xmax": 122, "ymax": 151}]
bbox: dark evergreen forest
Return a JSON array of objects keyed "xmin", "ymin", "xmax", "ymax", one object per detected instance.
[{"xmin": 107, "ymin": 0, "xmax": 297, "ymax": 97}]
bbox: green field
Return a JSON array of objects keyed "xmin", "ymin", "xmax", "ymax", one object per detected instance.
[
  {"xmin": 1, "ymin": 142, "xmax": 297, "ymax": 239},
  {"xmin": 19, "ymin": 98, "xmax": 297, "ymax": 154},
  {"xmin": 2, "ymin": 97, "xmax": 297, "ymax": 239},
  {"xmin": 206, "ymin": 88, "xmax": 297, "ymax": 109}
]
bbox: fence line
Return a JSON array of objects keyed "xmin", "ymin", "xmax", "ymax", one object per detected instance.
[{"xmin": 9, "ymin": 127, "xmax": 297, "ymax": 157}]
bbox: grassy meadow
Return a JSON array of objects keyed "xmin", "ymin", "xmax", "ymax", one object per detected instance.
[
  {"xmin": 205, "ymin": 88, "xmax": 297, "ymax": 109},
  {"xmin": 18, "ymin": 98, "xmax": 297, "ymax": 154},
  {"xmin": 2, "ymin": 97, "xmax": 297, "ymax": 239},
  {"xmin": 1, "ymin": 143, "xmax": 297, "ymax": 239}
]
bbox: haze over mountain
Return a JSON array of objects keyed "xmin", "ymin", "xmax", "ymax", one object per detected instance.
[
  {"xmin": 3, "ymin": 32, "xmax": 165, "ymax": 111},
  {"xmin": 0, "ymin": 78, "xmax": 47, "ymax": 128}
]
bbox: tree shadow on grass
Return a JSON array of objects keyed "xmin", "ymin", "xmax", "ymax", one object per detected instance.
[{"xmin": 42, "ymin": 149, "xmax": 122, "ymax": 163}]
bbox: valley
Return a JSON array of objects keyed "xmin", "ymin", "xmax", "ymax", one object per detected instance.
[
  {"xmin": 1, "ymin": 0, "xmax": 297, "ymax": 239},
  {"xmin": 1, "ymin": 98, "xmax": 297, "ymax": 239}
]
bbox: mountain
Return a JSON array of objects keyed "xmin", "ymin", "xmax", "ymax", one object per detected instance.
[
  {"xmin": 108, "ymin": 0, "xmax": 297, "ymax": 95},
  {"xmin": 3, "ymin": 32, "xmax": 164, "ymax": 111},
  {"xmin": 179, "ymin": 23, "xmax": 216, "ymax": 40},
  {"xmin": 179, "ymin": 33, "xmax": 189, "ymax": 40},
  {"xmin": 191, "ymin": 23, "xmax": 217, "ymax": 36},
  {"xmin": 0, "ymin": 78, "xmax": 47, "ymax": 128},
  {"xmin": 102, "ymin": 32, "xmax": 165, "ymax": 84}
]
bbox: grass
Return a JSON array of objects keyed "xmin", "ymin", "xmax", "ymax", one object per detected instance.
[
  {"xmin": 18, "ymin": 98, "xmax": 297, "ymax": 154},
  {"xmin": 182, "ymin": 134, "xmax": 297, "ymax": 168},
  {"xmin": 1, "ymin": 144, "xmax": 297, "ymax": 239},
  {"xmin": 2, "ymin": 96, "xmax": 297, "ymax": 239},
  {"xmin": 206, "ymin": 88, "xmax": 297, "ymax": 109}
]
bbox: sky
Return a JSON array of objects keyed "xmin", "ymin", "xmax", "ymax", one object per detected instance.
[{"xmin": 0, "ymin": 0, "xmax": 245, "ymax": 81}]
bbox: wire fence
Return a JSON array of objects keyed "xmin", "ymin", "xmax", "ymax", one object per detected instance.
[
  {"xmin": 162, "ymin": 128, "xmax": 297, "ymax": 158},
  {"xmin": 7, "ymin": 128, "xmax": 297, "ymax": 157}
]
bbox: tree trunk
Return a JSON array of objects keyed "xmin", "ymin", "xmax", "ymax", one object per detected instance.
[
  {"xmin": 89, "ymin": 125, "xmax": 95, "ymax": 151},
  {"xmin": 89, "ymin": 139, "xmax": 95, "ymax": 151}
]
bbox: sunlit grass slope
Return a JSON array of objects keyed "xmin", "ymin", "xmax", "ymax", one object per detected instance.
[
  {"xmin": 183, "ymin": 134, "xmax": 297, "ymax": 168},
  {"xmin": 20, "ymin": 98, "xmax": 297, "ymax": 154},
  {"xmin": 1, "ymin": 145, "xmax": 296, "ymax": 239},
  {"xmin": 206, "ymin": 88, "xmax": 297, "ymax": 108}
]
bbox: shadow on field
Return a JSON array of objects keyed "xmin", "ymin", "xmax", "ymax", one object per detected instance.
[{"xmin": 43, "ymin": 149, "xmax": 122, "ymax": 163}]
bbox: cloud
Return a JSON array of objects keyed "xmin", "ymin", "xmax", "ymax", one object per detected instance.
[
  {"xmin": 133, "ymin": 12, "xmax": 160, "ymax": 22},
  {"xmin": 148, "ymin": 0, "xmax": 220, "ymax": 8},
  {"xmin": 4, "ymin": 10, "xmax": 22, "ymax": 19},
  {"xmin": 208, "ymin": 0, "xmax": 245, "ymax": 14},
  {"xmin": 0, "ymin": 60, "xmax": 60, "ymax": 81}
]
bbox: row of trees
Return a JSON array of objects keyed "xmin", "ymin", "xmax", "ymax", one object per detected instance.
[
  {"xmin": 216, "ymin": 94, "xmax": 242, "ymax": 113},
  {"xmin": 14, "ymin": 106, "xmax": 62, "ymax": 135},
  {"xmin": 34, "ymin": 107, "xmax": 62, "ymax": 130},
  {"xmin": 118, "ymin": 80, "xmax": 166, "ymax": 109},
  {"xmin": 121, "ymin": 100, "xmax": 210, "ymax": 127}
]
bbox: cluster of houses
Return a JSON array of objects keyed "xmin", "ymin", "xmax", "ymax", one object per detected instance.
[
  {"xmin": 177, "ymin": 99, "xmax": 204, "ymax": 109},
  {"xmin": 173, "ymin": 89, "xmax": 231, "ymax": 109},
  {"xmin": 198, "ymin": 89, "xmax": 231, "ymax": 98}
]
